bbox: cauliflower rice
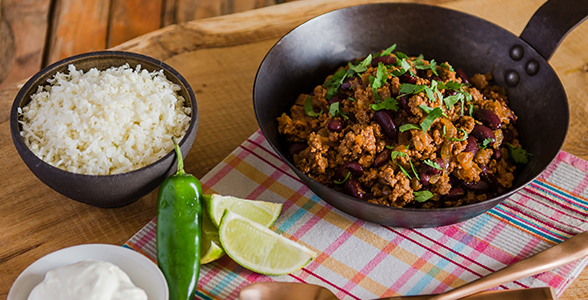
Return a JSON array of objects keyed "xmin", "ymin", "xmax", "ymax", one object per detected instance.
[{"xmin": 18, "ymin": 64, "xmax": 192, "ymax": 175}]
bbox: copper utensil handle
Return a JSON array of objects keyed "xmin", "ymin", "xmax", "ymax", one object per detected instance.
[{"xmin": 429, "ymin": 230, "xmax": 588, "ymax": 300}]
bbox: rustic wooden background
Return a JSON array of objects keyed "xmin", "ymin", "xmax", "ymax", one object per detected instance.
[{"xmin": 0, "ymin": 0, "xmax": 296, "ymax": 90}]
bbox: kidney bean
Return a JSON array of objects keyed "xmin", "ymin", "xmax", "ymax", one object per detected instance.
[
  {"xmin": 446, "ymin": 90, "xmax": 457, "ymax": 96},
  {"xmin": 288, "ymin": 142, "xmax": 307, "ymax": 155},
  {"xmin": 327, "ymin": 119, "xmax": 343, "ymax": 132},
  {"xmin": 345, "ymin": 162, "xmax": 364, "ymax": 177},
  {"xmin": 493, "ymin": 148, "xmax": 503, "ymax": 160},
  {"xmin": 463, "ymin": 180, "xmax": 490, "ymax": 192},
  {"xmin": 456, "ymin": 68, "xmax": 470, "ymax": 84},
  {"xmin": 328, "ymin": 95, "xmax": 342, "ymax": 105},
  {"xmin": 464, "ymin": 135, "xmax": 478, "ymax": 156},
  {"xmin": 397, "ymin": 94, "xmax": 412, "ymax": 115},
  {"xmin": 474, "ymin": 109, "xmax": 501, "ymax": 130},
  {"xmin": 421, "ymin": 158, "xmax": 444, "ymax": 175},
  {"xmin": 340, "ymin": 79, "xmax": 352, "ymax": 90},
  {"xmin": 343, "ymin": 177, "xmax": 365, "ymax": 199},
  {"xmin": 372, "ymin": 55, "xmax": 397, "ymax": 67},
  {"xmin": 373, "ymin": 148, "xmax": 392, "ymax": 168},
  {"xmin": 479, "ymin": 164, "xmax": 490, "ymax": 176},
  {"xmin": 502, "ymin": 128, "xmax": 514, "ymax": 144},
  {"xmin": 399, "ymin": 73, "xmax": 417, "ymax": 84},
  {"xmin": 471, "ymin": 124, "xmax": 495, "ymax": 145},
  {"xmin": 420, "ymin": 172, "xmax": 431, "ymax": 186},
  {"xmin": 417, "ymin": 69, "xmax": 429, "ymax": 79},
  {"xmin": 374, "ymin": 111, "xmax": 398, "ymax": 140},
  {"xmin": 335, "ymin": 162, "xmax": 363, "ymax": 180},
  {"xmin": 445, "ymin": 187, "xmax": 465, "ymax": 201}
]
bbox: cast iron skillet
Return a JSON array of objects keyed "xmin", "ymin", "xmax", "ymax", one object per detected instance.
[{"xmin": 254, "ymin": 0, "xmax": 588, "ymax": 227}]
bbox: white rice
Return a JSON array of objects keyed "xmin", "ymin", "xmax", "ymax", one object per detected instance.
[{"xmin": 18, "ymin": 63, "xmax": 192, "ymax": 175}]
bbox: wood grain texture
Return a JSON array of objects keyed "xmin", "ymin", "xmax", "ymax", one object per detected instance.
[
  {"xmin": 45, "ymin": 0, "xmax": 110, "ymax": 64},
  {"xmin": 1, "ymin": 0, "xmax": 587, "ymax": 299},
  {"xmin": 106, "ymin": 0, "xmax": 163, "ymax": 48},
  {"xmin": 0, "ymin": 0, "xmax": 51, "ymax": 90}
]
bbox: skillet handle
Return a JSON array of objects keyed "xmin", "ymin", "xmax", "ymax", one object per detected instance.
[{"xmin": 520, "ymin": 0, "xmax": 588, "ymax": 61}]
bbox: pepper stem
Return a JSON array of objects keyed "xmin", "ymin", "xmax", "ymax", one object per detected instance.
[{"xmin": 172, "ymin": 137, "xmax": 186, "ymax": 176}]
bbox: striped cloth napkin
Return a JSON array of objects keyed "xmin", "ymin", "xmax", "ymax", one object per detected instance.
[{"xmin": 125, "ymin": 130, "xmax": 588, "ymax": 300}]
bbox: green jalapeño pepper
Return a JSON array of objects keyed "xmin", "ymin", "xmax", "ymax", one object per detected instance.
[{"xmin": 157, "ymin": 137, "xmax": 203, "ymax": 300}]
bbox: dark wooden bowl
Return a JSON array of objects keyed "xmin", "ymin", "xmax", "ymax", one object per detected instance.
[{"xmin": 10, "ymin": 51, "xmax": 198, "ymax": 208}]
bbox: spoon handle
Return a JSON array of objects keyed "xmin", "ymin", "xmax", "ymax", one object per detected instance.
[{"xmin": 429, "ymin": 230, "xmax": 588, "ymax": 300}]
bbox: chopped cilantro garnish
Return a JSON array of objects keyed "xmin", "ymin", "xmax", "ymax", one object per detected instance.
[
  {"xmin": 479, "ymin": 138, "xmax": 493, "ymax": 149},
  {"xmin": 304, "ymin": 96, "xmax": 323, "ymax": 117},
  {"xmin": 325, "ymin": 68, "xmax": 347, "ymax": 99},
  {"xmin": 506, "ymin": 143, "xmax": 532, "ymax": 164},
  {"xmin": 348, "ymin": 97, "xmax": 356, "ymax": 102},
  {"xmin": 348, "ymin": 54, "xmax": 372, "ymax": 74},
  {"xmin": 391, "ymin": 151, "xmax": 419, "ymax": 180},
  {"xmin": 423, "ymin": 159, "xmax": 442, "ymax": 170},
  {"xmin": 396, "ymin": 52, "xmax": 409, "ymax": 60},
  {"xmin": 370, "ymin": 97, "xmax": 399, "ymax": 111},
  {"xmin": 399, "ymin": 123, "xmax": 421, "ymax": 132},
  {"xmin": 443, "ymin": 126, "xmax": 468, "ymax": 142},
  {"xmin": 414, "ymin": 190, "xmax": 434, "ymax": 202},
  {"xmin": 414, "ymin": 59, "xmax": 438, "ymax": 76},
  {"xmin": 441, "ymin": 62, "xmax": 455, "ymax": 72},
  {"xmin": 419, "ymin": 105, "xmax": 446, "ymax": 132},
  {"xmin": 391, "ymin": 58, "xmax": 412, "ymax": 77},
  {"xmin": 399, "ymin": 83, "xmax": 439, "ymax": 103},
  {"xmin": 444, "ymin": 93, "xmax": 464, "ymax": 110},
  {"xmin": 379, "ymin": 44, "xmax": 397, "ymax": 57},
  {"xmin": 369, "ymin": 62, "xmax": 388, "ymax": 102},
  {"xmin": 334, "ymin": 171, "xmax": 351, "ymax": 184},
  {"xmin": 329, "ymin": 102, "xmax": 348, "ymax": 119}
]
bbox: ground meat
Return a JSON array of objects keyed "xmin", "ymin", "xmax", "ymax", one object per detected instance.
[{"xmin": 276, "ymin": 46, "xmax": 529, "ymax": 208}]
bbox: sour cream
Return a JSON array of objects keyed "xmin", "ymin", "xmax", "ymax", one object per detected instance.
[{"xmin": 27, "ymin": 260, "xmax": 148, "ymax": 300}]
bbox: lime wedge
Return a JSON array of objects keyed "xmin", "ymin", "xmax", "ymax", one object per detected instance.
[
  {"xmin": 218, "ymin": 210, "xmax": 316, "ymax": 275},
  {"xmin": 204, "ymin": 194, "xmax": 282, "ymax": 228},
  {"xmin": 200, "ymin": 209, "xmax": 225, "ymax": 264}
]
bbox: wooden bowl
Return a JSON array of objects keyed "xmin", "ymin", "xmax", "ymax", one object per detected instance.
[{"xmin": 10, "ymin": 51, "xmax": 198, "ymax": 208}]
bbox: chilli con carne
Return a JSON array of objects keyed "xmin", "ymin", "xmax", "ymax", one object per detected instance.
[{"xmin": 277, "ymin": 45, "xmax": 531, "ymax": 208}]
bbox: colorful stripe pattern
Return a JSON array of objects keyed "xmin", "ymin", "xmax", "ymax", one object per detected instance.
[{"xmin": 125, "ymin": 130, "xmax": 588, "ymax": 299}]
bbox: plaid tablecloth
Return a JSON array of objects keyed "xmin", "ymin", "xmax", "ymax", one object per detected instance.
[{"xmin": 125, "ymin": 130, "xmax": 588, "ymax": 299}]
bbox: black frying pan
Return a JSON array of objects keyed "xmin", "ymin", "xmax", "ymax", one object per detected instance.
[{"xmin": 253, "ymin": 0, "xmax": 588, "ymax": 227}]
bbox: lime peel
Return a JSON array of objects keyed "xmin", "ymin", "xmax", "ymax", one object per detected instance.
[{"xmin": 219, "ymin": 210, "xmax": 316, "ymax": 276}]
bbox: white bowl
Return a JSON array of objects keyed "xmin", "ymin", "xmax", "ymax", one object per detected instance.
[{"xmin": 7, "ymin": 244, "xmax": 168, "ymax": 300}]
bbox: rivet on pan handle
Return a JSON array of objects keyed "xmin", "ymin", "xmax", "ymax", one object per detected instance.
[{"xmin": 520, "ymin": 0, "xmax": 588, "ymax": 61}]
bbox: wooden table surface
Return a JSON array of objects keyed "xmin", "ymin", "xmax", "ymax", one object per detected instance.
[{"xmin": 1, "ymin": 0, "xmax": 588, "ymax": 298}]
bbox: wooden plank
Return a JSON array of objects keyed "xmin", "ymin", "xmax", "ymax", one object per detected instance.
[
  {"xmin": 0, "ymin": 0, "xmax": 51, "ymax": 89},
  {"xmin": 45, "ymin": 0, "xmax": 110, "ymax": 65},
  {"xmin": 107, "ymin": 0, "xmax": 163, "ymax": 48}
]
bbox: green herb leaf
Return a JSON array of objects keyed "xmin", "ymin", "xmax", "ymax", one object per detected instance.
[
  {"xmin": 325, "ymin": 68, "xmax": 348, "ymax": 99},
  {"xmin": 380, "ymin": 44, "xmax": 397, "ymax": 57},
  {"xmin": 391, "ymin": 58, "xmax": 412, "ymax": 77},
  {"xmin": 445, "ymin": 127, "xmax": 469, "ymax": 142},
  {"xmin": 414, "ymin": 190, "xmax": 434, "ymax": 202},
  {"xmin": 329, "ymin": 102, "xmax": 348, "ymax": 119},
  {"xmin": 399, "ymin": 123, "xmax": 421, "ymax": 132},
  {"xmin": 391, "ymin": 151, "xmax": 412, "ymax": 179},
  {"xmin": 399, "ymin": 83, "xmax": 426, "ymax": 95},
  {"xmin": 506, "ymin": 143, "xmax": 532, "ymax": 164},
  {"xmin": 441, "ymin": 62, "xmax": 455, "ymax": 72},
  {"xmin": 419, "ymin": 106, "xmax": 445, "ymax": 132},
  {"xmin": 444, "ymin": 93, "xmax": 464, "ymax": 109},
  {"xmin": 334, "ymin": 171, "xmax": 351, "ymax": 184},
  {"xmin": 370, "ymin": 97, "xmax": 399, "ymax": 111},
  {"xmin": 479, "ymin": 138, "xmax": 493, "ymax": 149},
  {"xmin": 414, "ymin": 59, "xmax": 438, "ymax": 76},
  {"xmin": 396, "ymin": 52, "xmax": 409, "ymax": 60},
  {"xmin": 348, "ymin": 54, "xmax": 373, "ymax": 74},
  {"xmin": 423, "ymin": 159, "xmax": 442, "ymax": 170},
  {"xmin": 369, "ymin": 62, "xmax": 388, "ymax": 102},
  {"xmin": 390, "ymin": 151, "xmax": 419, "ymax": 180},
  {"xmin": 304, "ymin": 96, "xmax": 323, "ymax": 117}
]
